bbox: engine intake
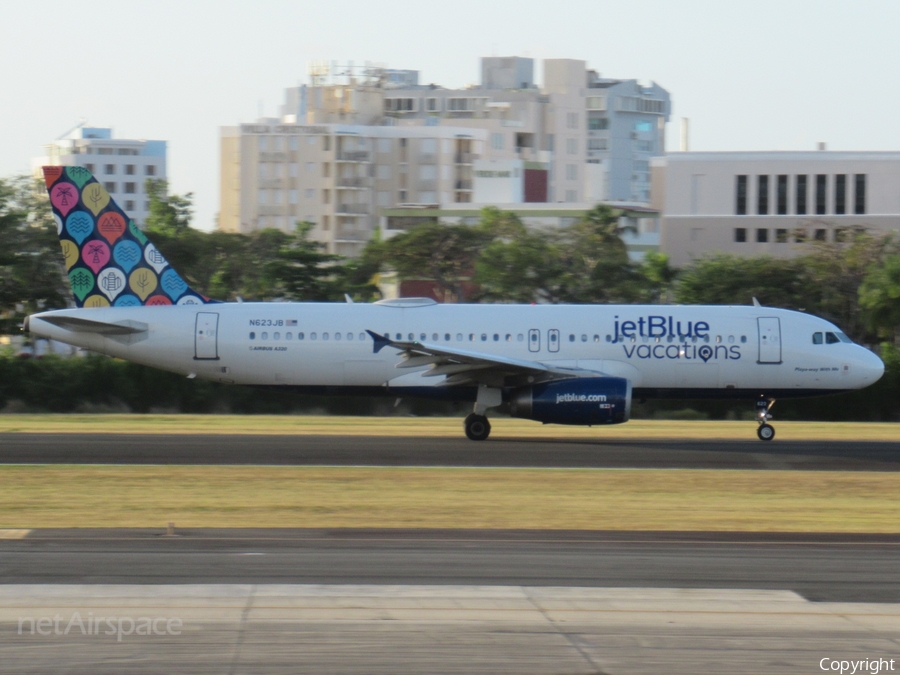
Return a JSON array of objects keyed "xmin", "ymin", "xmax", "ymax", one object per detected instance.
[{"xmin": 509, "ymin": 377, "xmax": 631, "ymax": 426}]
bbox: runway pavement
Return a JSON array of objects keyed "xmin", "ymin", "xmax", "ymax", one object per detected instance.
[
  {"xmin": 1, "ymin": 433, "xmax": 900, "ymax": 469},
  {"xmin": 2, "ymin": 529, "xmax": 898, "ymax": 603},
  {"xmin": 3, "ymin": 584, "xmax": 899, "ymax": 675}
]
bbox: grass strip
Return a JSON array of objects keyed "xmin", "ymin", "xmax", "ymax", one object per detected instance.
[
  {"xmin": 0, "ymin": 415, "xmax": 898, "ymax": 441},
  {"xmin": 1, "ymin": 466, "xmax": 898, "ymax": 532}
]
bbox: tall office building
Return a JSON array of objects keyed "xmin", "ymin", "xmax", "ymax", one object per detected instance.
[
  {"xmin": 219, "ymin": 57, "xmax": 670, "ymax": 254},
  {"xmin": 33, "ymin": 124, "xmax": 167, "ymax": 227}
]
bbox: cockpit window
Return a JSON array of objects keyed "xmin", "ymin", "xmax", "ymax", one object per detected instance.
[
  {"xmin": 836, "ymin": 332, "xmax": 853, "ymax": 343},
  {"xmin": 812, "ymin": 332, "xmax": 823, "ymax": 344},
  {"xmin": 825, "ymin": 331, "xmax": 840, "ymax": 344}
]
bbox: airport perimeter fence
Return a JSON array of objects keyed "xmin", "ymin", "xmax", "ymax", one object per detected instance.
[{"xmin": 0, "ymin": 346, "xmax": 898, "ymax": 421}]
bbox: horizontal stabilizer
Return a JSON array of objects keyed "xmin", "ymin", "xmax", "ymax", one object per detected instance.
[{"xmin": 39, "ymin": 316, "xmax": 148, "ymax": 335}]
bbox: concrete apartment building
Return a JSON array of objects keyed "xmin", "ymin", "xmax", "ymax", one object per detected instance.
[
  {"xmin": 654, "ymin": 151, "xmax": 900, "ymax": 266},
  {"xmin": 33, "ymin": 124, "xmax": 167, "ymax": 227},
  {"xmin": 219, "ymin": 57, "xmax": 670, "ymax": 255}
]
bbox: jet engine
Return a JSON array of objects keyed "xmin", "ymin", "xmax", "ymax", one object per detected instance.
[{"xmin": 509, "ymin": 377, "xmax": 631, "ymax": 425}]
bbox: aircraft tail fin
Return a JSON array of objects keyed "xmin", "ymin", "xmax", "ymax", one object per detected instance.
[{"xmin": 42, "ymin": 166, "xmax": 210, "ymax": 308}]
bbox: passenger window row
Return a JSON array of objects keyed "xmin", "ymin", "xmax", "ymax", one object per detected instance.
[
  {"xmin": 249, "ymin": 331, "xmax": 368, "ymax": 341},
  {"xmin": 605, "ymin": 334, "xmax": 748, "ymax": 344}
]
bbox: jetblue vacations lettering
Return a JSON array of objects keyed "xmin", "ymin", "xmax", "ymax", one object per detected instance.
[{"xmin": 612, "ymin": 315, "xmax": 741, "ymax": 362}]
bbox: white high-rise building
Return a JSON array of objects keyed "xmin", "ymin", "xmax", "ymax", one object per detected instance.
[
  {"xmin": 220, "ymin": 58, "xmax": 670, "ymax": 254},
  {"xmin": 33, "ymin": 124, "xmax": 167, "ymax": 227}
]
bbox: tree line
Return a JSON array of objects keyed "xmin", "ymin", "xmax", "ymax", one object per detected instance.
[{"xmin": 4, "ymin": 175, "xmax": 900, "ymax": 347}]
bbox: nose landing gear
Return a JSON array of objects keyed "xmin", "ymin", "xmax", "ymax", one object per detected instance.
[{"xmin": 756, "ymin": 398, "xmax": 776, "ymax": 441}]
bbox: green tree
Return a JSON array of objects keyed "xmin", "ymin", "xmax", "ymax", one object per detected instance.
[
  {"xmin": 675, "ymin": 255, "xmax": 807, "ymax": 308},
  {"xmin": 380, "ymin": 222, "xmax": 492, "ymax": 302},
  {"xmin": 859, "ymin": 252, "xmax": 900, "ymax": 341},
  {"xmin": 0, "ymin": 176, "xmax": 68, "ymax": 333},
  {"xmin": 801, "ymin": 228, "xmax": 888, "ymax": 340},
  {"xmin": 264, "ymin": 221, "xmax": 341, "ymax": 301}
]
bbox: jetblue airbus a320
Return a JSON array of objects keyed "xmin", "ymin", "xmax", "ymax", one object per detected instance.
[{"xmin": 26, "ymin": 167, "xmax": 884, "ymax": 441}]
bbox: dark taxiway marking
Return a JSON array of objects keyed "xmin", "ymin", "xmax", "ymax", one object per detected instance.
[
  {"xmin": 2, "ymin": 529, "xmax": 899, "ymax": 603},
  {"xmin": 0, "ymin": 433, "xmax": 899, "ymax": 470}
]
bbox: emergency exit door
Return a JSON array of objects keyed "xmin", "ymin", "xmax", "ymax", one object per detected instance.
[
  {"xmin": 548, "ymin": 329, "xmax": 560, "ymax": 353},
  {"xmin": 757, "ymin": 317, "xmax": 782, "ymax": 364},
  {"xmin": 194, "ymin": 312, "xmax": 219, "ymax": 360}
]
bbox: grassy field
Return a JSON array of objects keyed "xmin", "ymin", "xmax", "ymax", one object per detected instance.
[
  {"xmin": 0, "ymin": 414, "xmax": 898, "ymax": 440},
  {"xmin": 1, "ymin": 465, "xmax": 899, "ymax": 531}
]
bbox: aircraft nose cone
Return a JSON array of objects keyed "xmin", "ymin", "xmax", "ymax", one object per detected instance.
[{"xmin": 859, "ymin": 348, "xmax": 885, "ymax": 384}]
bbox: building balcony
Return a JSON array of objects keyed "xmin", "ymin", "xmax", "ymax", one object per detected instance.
[
  {"xmin": 336, "ymin": 204, "xmax": 370, "ymax": 215},
  {"xmin": 455, "ymin": 179, "xmax": 472, "ymax": 190},
  {"xmin": 417, "ymin": 179, "xmax": 437, "ymax": 191},
  {"xmin": 258, "ymin": 178, "xmax": 285, "ymax": 188},
  {"xmin": 455, "ymin": 152, "xmax": 473, "ymax": 164},
  {"xmin": 336, "ymin": 151, "xmax": 371, "ymax": 162},
  {"xmin": 258, "ymin": 152, "xmax": 288, "ymax": 162},
  {"xmin": 336, "ymin": 177, "xmax": 371, "ymax": 189},
  {"xmin": 418, "ymin": 153, "xmax": 437, "ymax": 164}
]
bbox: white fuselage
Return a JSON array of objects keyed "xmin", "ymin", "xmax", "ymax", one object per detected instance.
[{"xmin": 27, "ymin": 302, "xmax": 884, "ymax": 400}]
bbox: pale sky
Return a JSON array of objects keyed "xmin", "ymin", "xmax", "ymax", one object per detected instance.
[{"xmin": 2, "ymin": 0, "xmax": 898, "ymax": 231}]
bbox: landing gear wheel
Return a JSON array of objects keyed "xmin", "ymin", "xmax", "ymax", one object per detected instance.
[
  {"xmin": 757, "ymin": 423, "xmax": 775, "ymax": 441},
  {"xmin": 464, "ymin": 413, "xmax": 491, "ymax": 441}
]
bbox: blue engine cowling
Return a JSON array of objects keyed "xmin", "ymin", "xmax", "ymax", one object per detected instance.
[{"xmin": 509, "ymin": 377, "xmax": 631, "ymax": 425}]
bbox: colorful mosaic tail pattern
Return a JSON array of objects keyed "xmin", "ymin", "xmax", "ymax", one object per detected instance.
[{"xmin": 43, "ymin": 166, "xmax": 210, "ymax": 308}]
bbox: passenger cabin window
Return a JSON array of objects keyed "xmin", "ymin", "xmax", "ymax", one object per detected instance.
[{"xmin": 813, "ymin": 332, "xmax": 823, "ymax": 344}]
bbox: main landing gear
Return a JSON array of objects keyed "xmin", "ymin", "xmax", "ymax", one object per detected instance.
[
  {"xmin": 464, "ymin": 386, "xmax": 502, "ymax": 441},
  {"xmin": 464, "ymin": 413, "xmax": 491, "ymax": 441},
  {"xmin": 756, "ymin": 398, "xmax": 776, "ymax": 441}
]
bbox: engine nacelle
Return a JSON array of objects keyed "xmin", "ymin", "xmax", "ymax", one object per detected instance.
[{"xmin": 509, "ymin": 377, "xmax": 631, "ymax": 426}]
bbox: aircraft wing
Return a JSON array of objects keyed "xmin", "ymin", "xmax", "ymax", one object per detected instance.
[{"xmin": 367, "ymin": 330, "xmax": 602, "ymax": 387}]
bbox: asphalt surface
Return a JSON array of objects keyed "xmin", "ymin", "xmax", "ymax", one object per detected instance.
[
  {"xmin": 1, "ymin": 433, "xmax": 900, "ymax": 469},
  {"xmin": 2, "ymin": 529, "xmax": 899, "ymax": 603}
]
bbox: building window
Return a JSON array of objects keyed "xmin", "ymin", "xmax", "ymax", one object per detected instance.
[
  {"xmin": 736, "ymin": 175, "xmax": 747, "ymax": 215},
  {"xmin": 322, "ymin": 215, "xmax": 330, "ymax": 231},
  {"xmin": 587, "ymin": 116, "xmax": 609, "ymax": 130},
  {"xmin": 125, "ymin": 200, "xmax": 135, "ymax": 211},
  {"xmin": 756, "ymin": 228, "xmax": 768, "ymax": 243},
  {"xmin": 814, "ymin": 229, "xmax": 827, "ymax": 241},
  {"xmin": 104, "ymin": 182, "xmax": 116, "ymax": 193},
  {"xmin": 835, "ymin": 174, "xmax": 846, "ymax": 214},
  {"xmin": 775, "ymin": 228, "xmax": 788, "ymax": 243},
  {"xmin": 104, "ymin": 164, "xmax": 115, "ymax": 175},
  {"xmin": 734, "ymin": 227, "xmax": 747, "ymax": 242},
  {"xmin": 145, "ymin": 165, "xmax": 156, "ymax": 176},
  {"xmin": 588, "ymin": 138, "xmax": 607, "ymax": 151},
  {"xmin": 566, "ymin": 138, "xmax": 577, "ymax": 155},
  {"xmin": 796, "ymin": 174, "xmax": 807, "ymax": 214},
  {"xmin": 290, "ymin": 190, "xmax": 298, "ymax": 204},
  {"xmin": 322, "ymin": 189, "xmax": 330, "ymax": 204},
  {"xmin": 757, "ymin": 175, "xmax": 768, "ymax": 215},
  {"xmin": 85, "ymin": 163, "xmax": 94, "ymax": 173},
  {"xmin": 816, "ymin": 174, "xmax": 827, "ymax": 215},
  {"xmin": 566, "ymin": 164, "xmax": 577, "ymax": 180},
  {"xmin": 125, "ymin": 164, "xmax": 135, "ymax": 175},
  {"xmin": 323, "ymin": 136, "xmax": 331, "ymax": 151},
  {"xmin": 124, "ymin": 182, "xmax": 136, "ymax": 194},
  {"xmin": 398, "ymin": 190, "xmax": 407, "ymax": 201},
  {"xmin": 322, "ymin": 163, "xmax": 330, "ymax": 178},
  {"xmin": 426, "ymin": 97, "xmax": 439, "ymax": 112},
  {"xmin": 854, "ymin": 174, "xmax": 866, "ymax": 214},
  {"xmin": 490, "ymin": 133, "xmax": 504, "ymax": 150},
  {"xmin": 565, "ymin": 189, "xmax": 577, "ymax": 201},
  {"xmin": 566, "ymin": 112, "xmax": 578, "ymax": 129},
  {"xmin": 777, "ymin": 175, "xmax": 788, "ymax": 215}
]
